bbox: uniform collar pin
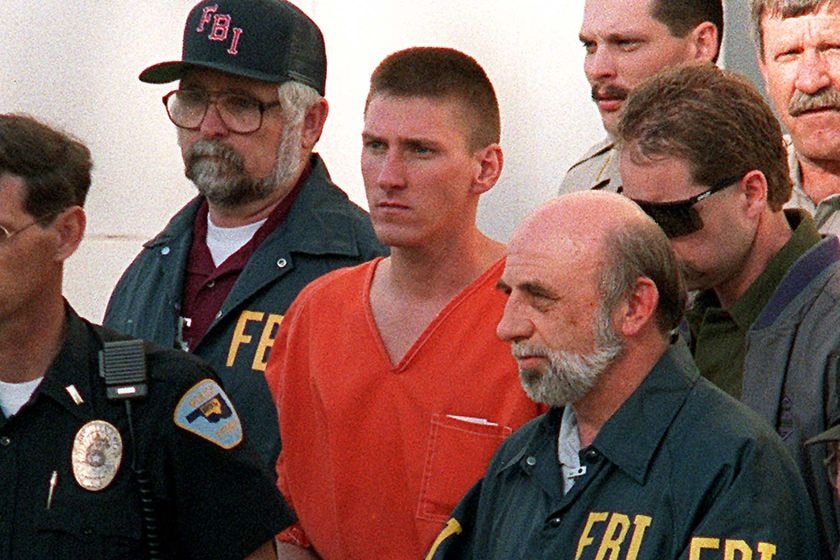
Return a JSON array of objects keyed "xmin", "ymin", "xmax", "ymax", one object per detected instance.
[{"xmin": 65, "ymin": 385, "xmax": 84, "ymax": 405}]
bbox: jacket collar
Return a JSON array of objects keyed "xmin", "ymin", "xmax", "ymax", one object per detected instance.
[
  {"xmin": 142, "ymin": 154, "xmax": 365, "ymax": 258},
  {"xmin": 499, "ymin": 343, "xmax": 698, "ymax": 488},
  {"xmin": 591, "ymin": 342, "xmax": 697, "ymax": 485},
  {"xmin": 35, "ymin": 305, "xmax": 100, "ymax": 422},
  {"xmin": 752, "ymin": 234, "xmax": 840, "ymax": 330},
  {"xmin": 575, "ymin": 137, "xmax": 614, "ymax": 163}
]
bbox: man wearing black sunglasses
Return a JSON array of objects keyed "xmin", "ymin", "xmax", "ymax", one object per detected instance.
[
  {"xmin": 103, "ymin": 0, "xmax": 386, "ymax": 474},
  {"xmin": 617, "ymin": 63, "xmax": 840, "ymax": 559}
]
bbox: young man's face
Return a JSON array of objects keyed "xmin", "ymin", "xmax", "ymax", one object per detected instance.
[
  {"xmin": 360, "ymin": 94, "xmax": 486, "ymax": 249},
  {"xmin": 759, "ymin": 6, "xmax": 840, "ymax": 168},
  {"xmin": 580, "ymin": 0, "xmax": 709, "ymax": 134}
]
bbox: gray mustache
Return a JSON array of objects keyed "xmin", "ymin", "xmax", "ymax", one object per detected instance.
[
  {"xmin": 789, "ymin": 88, "xmax": 840, "ymax": 117},
  {"xmin": 186, "ymin": 139, "xmax": 244, "ymax": 168}
]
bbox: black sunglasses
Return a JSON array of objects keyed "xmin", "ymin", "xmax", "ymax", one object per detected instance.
[{"xmin": 623, "ymin": 175, "xmax": 743, "ymax": 238}]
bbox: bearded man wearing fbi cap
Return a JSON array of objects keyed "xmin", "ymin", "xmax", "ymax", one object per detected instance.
[{"xmin": 104, "ymin": 0, "xmax": 386, "ymax": 474}]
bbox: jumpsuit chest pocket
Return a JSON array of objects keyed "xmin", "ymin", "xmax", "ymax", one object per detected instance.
[
  {"xmin": 417, "ymin": 413, "xmax": 512, "ymax": 523},
  {"xmin": 34, "ymin": 491, "xmax": 143, "ymax": 560}
]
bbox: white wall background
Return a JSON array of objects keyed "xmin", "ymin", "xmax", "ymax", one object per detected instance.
[{"xmin": 1, "ymin": 1, "xmax": 607, "ymax": 321}]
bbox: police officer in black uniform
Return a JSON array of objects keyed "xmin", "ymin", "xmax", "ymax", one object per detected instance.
[{"xmin": 0, "ymin": 113, "xmax": 291, "ymax": 559}]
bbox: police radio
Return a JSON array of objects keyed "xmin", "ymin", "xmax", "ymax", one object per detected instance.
[
  {"xmin": 99, "ymin": 339, "xmax": 148, "ymax": 400},
  {"xmin": 99, "ymin": 339, "xmax": 161, "ymax": 560}
]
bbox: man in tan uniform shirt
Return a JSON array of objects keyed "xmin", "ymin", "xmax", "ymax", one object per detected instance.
[{"xmin": 559, "ymin": 0, "xmax": 722, "ymax": 195}]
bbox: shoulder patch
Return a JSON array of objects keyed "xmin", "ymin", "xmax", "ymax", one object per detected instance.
[{"xmin": 174, "ymin": 379, "xmax": 243, "ymax": 449}]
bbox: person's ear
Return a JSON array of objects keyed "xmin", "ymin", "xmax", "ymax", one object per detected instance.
[
  {"xmin": 615, "ymin": 277, "xmax": 659, "ymax": 338},
  {"xmin": 300, "ymin": 98, "xmax": 329, "ymax": 151},
  {"xmin": 739, "ymin": 170, "xmax": 769, "ymax": 219},
  {"xmin": 51, "ymin": 206, "xmax": 86, "ymax": 263},
  {"xmin": 470, "ymin": 144, "xmax": 504, "ymax": 195},
  {"xmin": 690, "ymin": 22, "xmax": 719, "ymax": 64}
]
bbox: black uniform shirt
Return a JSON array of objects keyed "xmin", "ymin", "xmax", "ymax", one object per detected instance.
[{"xmin": 0, "ymin": 307, "xmax": 291, "ymax": 560}]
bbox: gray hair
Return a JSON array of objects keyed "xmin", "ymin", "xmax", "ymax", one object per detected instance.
[
  {"xmin": 276, "ymin": 80, "xmax": 322, "ymax": 127},
  {"xmin": 598, "ymin": 218, "xmax": 687, "ymax": 338}
]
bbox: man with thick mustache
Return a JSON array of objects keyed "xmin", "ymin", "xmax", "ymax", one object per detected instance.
[
  {"xmin": 617, "ymin": 63, "xmax": 840, "ymax": 558},
  {"xmin": 558, "ymin": 0, "xmax": 722, "ymax": 195},
  {"xmin": 104, "ymin": 0, "xmax": 385, "ymax": 473},
  {"xmin": 752, "ymin": 0, "xmax": 840, "ymax": 236},
  {"xmin": 426, "ymin": 191, "xmax": 820, "ymax": 560}
]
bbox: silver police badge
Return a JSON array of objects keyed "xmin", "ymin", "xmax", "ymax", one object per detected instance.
[{"xmin": 71, "ymin": 420, "xmax": 123, "ymax": 491}]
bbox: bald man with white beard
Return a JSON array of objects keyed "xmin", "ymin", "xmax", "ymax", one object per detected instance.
[{"xmin": 427, "ymin": 191, "xmax": 821, "ymax": 560}]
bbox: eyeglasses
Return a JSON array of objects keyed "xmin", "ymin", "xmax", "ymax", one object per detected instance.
[
  {"xmin": 162, "ymin": 89, "xmax": 281, "ymax": 134},
  {"xmin": 625, "ymin": 175, "xmax": 743, "ymax": 239},
  {"xmin": 0, "ymin": 220, "xmax": 39, "ymax": 245}
]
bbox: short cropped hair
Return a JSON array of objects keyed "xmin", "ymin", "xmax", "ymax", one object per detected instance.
[
  {"xmin": 600, "ymin": 218, "xmax": 687, "ymax": 337},
  {"xmin": 652, "ymin": 0, "xmax": 725, "ymax": 62},
  {"xmin": 0, "ymin": 114, "xmax": 92, "ymax": 221},
  {"xmin": 615, "ymin": 64, "xmax": 791, "ymax": 211},
  {"xmin": 750, "ymin": 0, "xmax": 840, "ymax": 58},
  {"xmin": 365, "ymin": 47, "xmax": 501, "ymax": 150}
]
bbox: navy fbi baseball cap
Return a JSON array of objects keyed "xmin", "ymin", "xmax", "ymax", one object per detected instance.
[{"xmin": 139, "ymin": 0, "xmax": 327, "ymax": 95}]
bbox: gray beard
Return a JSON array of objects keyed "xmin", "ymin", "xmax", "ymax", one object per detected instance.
[
  {"xmin": 184, "ymin": 127, "xmax": 303, "ymax": 209},
  {"xmin": 514, "ymin": 308, "xmax": 623, "ymax": 407}
]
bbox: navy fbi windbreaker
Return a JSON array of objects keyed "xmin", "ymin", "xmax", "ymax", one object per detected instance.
[
  {"xmin": 104, "ymin": 154, "xmax": 386, "ymax": 472},
  {"xmin": 428, "ymin": 344, "xmax": 825, "ymax": 560}
]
